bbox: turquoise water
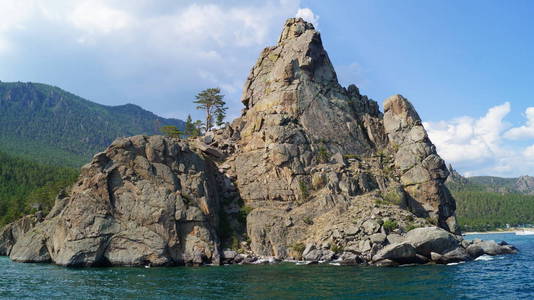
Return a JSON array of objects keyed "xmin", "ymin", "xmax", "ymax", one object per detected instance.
[{"xmin": 1, "ymin": 233, "xmax": 533, "ymax": 299}]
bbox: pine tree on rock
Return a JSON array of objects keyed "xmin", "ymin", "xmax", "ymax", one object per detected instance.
[
  {"xmin": 194, "ymin": 88, "xmax": 227, "ymax": 132},
  {"xmin": 159, "ymin": 125, "xmax": 182, "ymax": 138},
  {"xmin": 184, "ymin": 114, "xmax": 200, "ymax": 137}
]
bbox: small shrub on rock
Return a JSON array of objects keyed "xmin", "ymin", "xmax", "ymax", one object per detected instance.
[
  {"xmin": 317, "ymin": 146, "xmax": 331, "ymax": 163},
  {"xmin": 238, "ymin": 205, "xmax": 253, "ymax": 224},
  {"xmin": 405, "ymin": 223, "xmax": 418, "ymax": 232},
  {"xmin": 292, "ymin": 242, "xmax": 306, "ymax": 254},
  {"xmin": 299, "ymin": 180, "xmax": 310, "ymax": 201},
  {"xmin": 331, "ymin": 244, "xmax": 343, "ymax": 253},
  {"xmin": 303, "ymin": 217, "xmax": 314, "ymax": 225},
  {"xmin": 383, "ymin": 219, "xmax": 398, "ymax": 232}
]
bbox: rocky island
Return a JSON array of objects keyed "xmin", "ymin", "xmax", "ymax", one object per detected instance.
[{"xmin": 0, "ymin": 18, "xmax": 516, "ymax": 267}]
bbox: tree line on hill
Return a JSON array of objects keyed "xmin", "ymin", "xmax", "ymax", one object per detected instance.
[
  {"xmin": 447, "ymin": 167, "xmax": 534, "ymax": 231},
  {"xmin": 0, "ymin": 151, "xmax": 78, "ymax": 227},
  {"xmin": 0, "ymin": 86, "xmax": 226, "ymax": 229},
  {"xmin": 0, "ymin": 81, "xmax": 185, "ymax": 168}
]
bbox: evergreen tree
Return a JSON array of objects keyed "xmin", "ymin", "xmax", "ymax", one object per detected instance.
[
  {"xmin": 194, "ymin": 88, "xmax": 227, "ymax": 132},
  {"xmin": 159, "ymin": 125, "xmax": 182, "ymax": 138},
  {"xmin": 215, "ymin": 105, "xmax": 228, "ymax": 127},
  {"xmin": 184, "ymin": 115, "xmax": 196, "ymax": 137},
  {"xmin": 194, "ymin": 120, "xmax": 203, "ymax": 136},
  {"xmin": 0, "ymin": 151, "xmax": 78, "ymax": 227}
]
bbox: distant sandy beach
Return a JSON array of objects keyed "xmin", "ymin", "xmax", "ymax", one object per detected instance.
[{"xmin": 463, "ymin": 228, "xmax": 531, "ymax": 235}]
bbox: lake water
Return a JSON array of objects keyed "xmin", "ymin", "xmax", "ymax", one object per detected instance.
[{"xmin": 1, "ymin": 233, "xmax": 533, "ymax": 299}]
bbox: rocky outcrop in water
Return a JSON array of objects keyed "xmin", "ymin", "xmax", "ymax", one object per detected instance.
[
  {"xmin": 0, "ymin": 214, "xmax": 42, "ymax": 256},
  {"xmin": 2, "ymin": 18, "xmax": 515, "ymax": 267},
  {"xmin": 10, "ymin": 136, "xmax": 224, "ymax": 266}
]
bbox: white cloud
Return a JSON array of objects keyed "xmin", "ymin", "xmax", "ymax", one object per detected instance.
[
  {"xmin": 504, "ymin": 107, "xmax": 534, "ymax": 140},
  {"xmin": 69, "ymin": 1, "xmax": 132, "ymax": 35},
  {"xmin": 424, "ymin": 102, "xmax": 511, "ymax": 164},
  {"xmin": 425, "ymin": 102, "xmax": 534, "ymax": 177},
  {"xmin": 524, "ymin": 144, "xmax": 534, "ymax": 159},
  {"xmin": 295, "ymin": 8, "xmax": 319, "ymax": 26},
  {"xmin": 0, "ymin": 0, "xmax": 302, "ymax": 120}
]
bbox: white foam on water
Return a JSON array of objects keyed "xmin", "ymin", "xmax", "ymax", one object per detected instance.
[
  {"xmin": 446, "ymin": 262, "xmax": 465, "ymax": 266},
  {"xmin": 329, "ymin": 262, "xmax": 341, "ymax": 266},
  {"xmin": 475, "ymin": 255, "xmax": 494, "ymax": 261}
]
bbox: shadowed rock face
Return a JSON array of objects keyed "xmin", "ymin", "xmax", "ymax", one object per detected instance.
[{"xmin": 4, "ymin": 18, "xmax": 464, "ymax": 266}]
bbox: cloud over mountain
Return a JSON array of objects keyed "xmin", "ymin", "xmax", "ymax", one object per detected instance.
[
  {"xmin": 0, "ymin": 0, "xmax": 317, "ymax": 121},
  {"xmin": 425, "ymin": 102, "xmax": 534, "ymax": 177}
]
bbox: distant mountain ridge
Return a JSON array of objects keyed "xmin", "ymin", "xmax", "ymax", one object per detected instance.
[
  {"xmin": 446, "ymin": 164, "xmax": 534, "ymax": 231},
  {"xmin": 446, "ymin": 164, "xmax": 534, "ymax": 195},
  {"xmin": 0, "ymin": 81, "xmax": 184, "ymax": 167}
]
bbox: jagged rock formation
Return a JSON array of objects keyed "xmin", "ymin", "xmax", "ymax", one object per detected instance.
[
  {"xmin": 2, "ymin": 18, "xmax": 515, "ymax": 267},
  {"xmin": 446, "ymin": 164, "xmax": 534, "ymax": 195},
  {"xmin": 515, "ymin": 175, "xmax": 534, "ymax": 194},
  {"xmin": 383, "ymin": 95, "xmax": 457, "ymax": 232},
  {"xmin": 226, "ymin": 18, "xmax": 456, "ymax": 260},
  {"xmin": 446, "ymin": 164, "xmax": 468, "ymax": 185}
]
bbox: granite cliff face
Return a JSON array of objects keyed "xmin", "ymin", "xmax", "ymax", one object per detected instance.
[
  {"xmin": 10, "ymin": 136, "xmax": 223, "ymax": 266},
  {"xmin": 3, "ymin": 18, "xmax": 515, "ymax": 267},
  {"xmin": 225, "ymin": 18, "xmax": 457, "ymax": 260}
]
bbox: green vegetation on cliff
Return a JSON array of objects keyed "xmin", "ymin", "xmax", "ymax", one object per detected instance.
[
  {"xmin": 0, "ymin": 81, "xmax": 184, "ymax": 167},
  {"xmin": 0, "ymin": 151, "xmax": 78, "ymax": 227}
]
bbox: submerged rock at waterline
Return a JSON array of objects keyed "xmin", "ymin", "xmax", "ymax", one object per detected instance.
[{"xmin": 1, "ymin": 18, "xmax": 516, "ymax": 267}]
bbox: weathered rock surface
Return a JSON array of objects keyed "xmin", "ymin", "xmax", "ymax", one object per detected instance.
[
  {"xmin": 9, "ymin": 135, "xmax": 224, "ymax": 266},
  {"xmin": 1, "ymin": 18, "xmax": 516, "ymax": 267},
  {"xmin": 383, "ymin": 95, "xmax": 457, "ymax": 233},
  {"xmin": 372, "ymin": 242, "xmax": 417, "ymax": 264},
  {"xmin": 405, "ymin": 227, "xmax": 459, "ymax": 256},
  {"xmin": 0, "ymin": 214, "xmax": 42, "ymax": 256}
]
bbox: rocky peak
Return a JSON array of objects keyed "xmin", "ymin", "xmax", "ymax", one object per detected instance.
[
  {"xmin": 515, "ymin": 175, "xmax": 534, "ymax": 194},
  {"xmin": 3, "ymin": 18, "xmax": 469, "ymax": 267},
  {"xmin": 277, "ymin": 18, "xmax": 316, "ymax": 43},
  {"xmin": 446, "ymin": 164, "xmax": 468, "ymax": 185}
]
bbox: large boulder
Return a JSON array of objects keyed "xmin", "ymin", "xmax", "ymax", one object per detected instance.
[
  {"xmin": 0, "ymin": 214, "xmax": 42, "ymax": 256},
  {"xmin": 9, "ymin": 228, "xmax": 50, "ymax": 263},
  {"xmin": 471, "ymin": 240, "xmax": 517, "ymax": 256},
  {"xmin": 8, "ymin": 135, "xmax": 223, "ymax": 266},
  {"xmin": 434, "ymin": 247, "xmax": 470, "ymax": 264},
  {"xmin": 372, "ymin": 242, "xmax": 417, "ymax": 264},
  {"xmin": 405, "ymin": 227, "xmax": 459, "ymax": 257}
]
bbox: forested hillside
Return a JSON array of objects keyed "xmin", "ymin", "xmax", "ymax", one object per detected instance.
[
  {"xmin": 0, "ymin": 81, "xmax": 184, "ymax": 167},
  {"xmin": 0, "ymin": 151, "xmax": 78, "ymax": 227},
  {"xmin": 447, "ymin": 167, "xmax": 534, "ymax": 231}
]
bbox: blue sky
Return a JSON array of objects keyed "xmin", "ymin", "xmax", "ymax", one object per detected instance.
[{"xmin": 1, "ymin": 0, "xmax": 534, "ymax": 177}]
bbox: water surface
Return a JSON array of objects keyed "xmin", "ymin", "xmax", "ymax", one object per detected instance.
[{"xmin": 1, "ymin": 233, "xmax": 532, "ymax": 299}]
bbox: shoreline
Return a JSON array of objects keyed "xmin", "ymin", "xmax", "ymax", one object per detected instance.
[{"xmin": 463, "ymin": 228, "xmax": 532, "ymax": 235}]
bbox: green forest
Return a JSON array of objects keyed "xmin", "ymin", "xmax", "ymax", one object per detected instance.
[
  {"xmin": 0, "ymin": 151, "xmax": 78, "ymax": 227},
  {"xmin": 0, "ymin": 81, "xmax": 184, "ymax": 167},
  {"xmin": 449, "ymin": 182, "xmax": 534, "ymax": 231}
]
